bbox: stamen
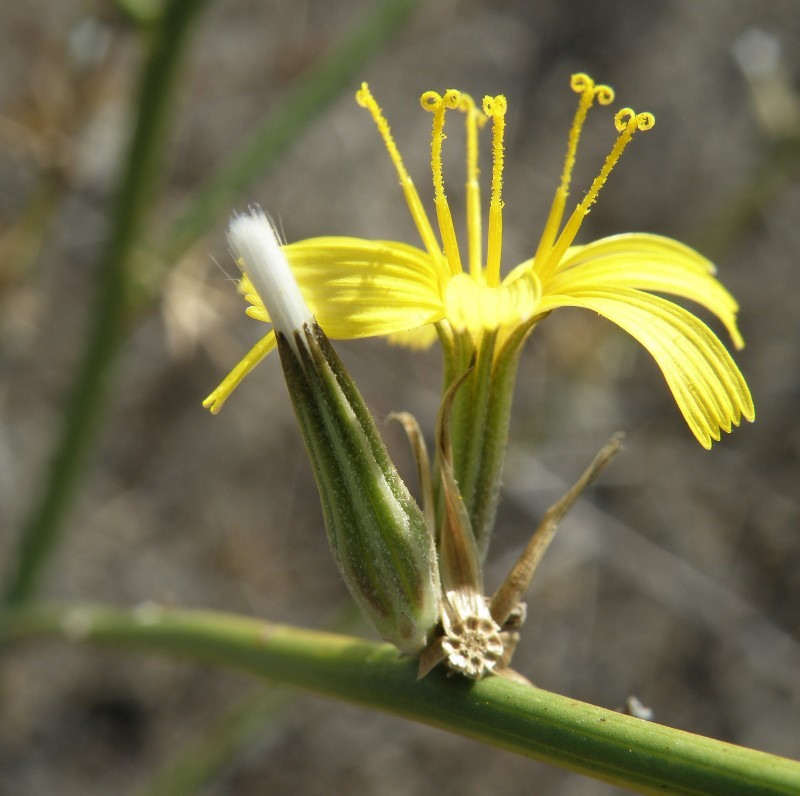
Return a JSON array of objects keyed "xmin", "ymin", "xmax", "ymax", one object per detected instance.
[
  {"xmin": 560, "ymin": 74, "xmax": 615, "ymax": 195},
  {"xmin": 540, "ymin": 108, "xmax": 655, "ymax": 280},
  {"xmin": 483, "ymin": 94, "xmax": 507, "ymax": 288},
  {"xmin": 459, "ymin": 94, "xmax": 487, "ymax": 280},
  {"xmin": 356, "ymin": 83, "xmax": 440, "ymax": 257},
  {"xmin": 578, "ymin": 108, "xmax": 655, "ymax": 212},
  {"xmin": 534, "ymin": 73, "xmax": 614, "ymax": 267},
  {"xmin": 421, "ymin": 89, "xmax": 463, "ymax": 276}
]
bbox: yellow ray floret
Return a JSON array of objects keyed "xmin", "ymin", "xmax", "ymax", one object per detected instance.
[{"xmin": 205, "ymin": 75, "xmax": 754, "ymax": 446}]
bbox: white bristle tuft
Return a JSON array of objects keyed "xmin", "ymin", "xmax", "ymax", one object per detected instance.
[{"xmin": 227, "ymin": 209, "xmax": 313, "ymax": 336}]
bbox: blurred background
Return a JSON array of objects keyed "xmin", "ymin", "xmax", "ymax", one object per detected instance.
[{"xmin": 1, "ymin": 1, "xmax": 799, "ymax": 793}]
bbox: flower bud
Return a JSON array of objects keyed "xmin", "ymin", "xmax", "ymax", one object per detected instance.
[{"xmin": 227, "ymin": 210, "xmax": 440, "ymax": 653}]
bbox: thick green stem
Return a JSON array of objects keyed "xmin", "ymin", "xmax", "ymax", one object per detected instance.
[
  {"xmin": 3, "ymin": 0, "xmax": 211, "ymax": 607},
  {"xmin": 3, "ymin": 603, "xmax": 799, "ymax": 795}
]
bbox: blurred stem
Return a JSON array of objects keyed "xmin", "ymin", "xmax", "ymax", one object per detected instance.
[
  {"xmin": 693, "ymin": 135, "xmax": 800, "ymax": 259},
  {"xmin": 2, "ymin": 0, "xmax": 211, "ymax": 606},
  {"xmin": 138, "ymin": 688, "xmax": 294, "ymax": 796},
  {"xmin": 162, "ymin": 0, "xmax": 426, "ymax": 263},
  {"xmin": 114, "ymin": 0, "xmax": 166, "ymax": 27},
  {"xmin": 4, "ymin": 603, "xmax": 800, "ymax": 796},
  {"xmin": 137, "ymin": 602, "xmax": 361, "ymax": 796}
]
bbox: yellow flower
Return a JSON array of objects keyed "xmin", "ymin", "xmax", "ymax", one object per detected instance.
[{"xmin": 204, "ymin": 74, "xmax": 754, "ymax": 449}]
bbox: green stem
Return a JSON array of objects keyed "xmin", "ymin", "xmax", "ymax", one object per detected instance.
[
  {"xmin": 3, "ymin": 0, "xmax": 210, "ymax": 606},
  {"xmin": 3, "ymin": 603, "xmax": 799, "ymax": 796},
  {"xmin": 162, "ymin": 0, "xmax": 427, "ymax": 263},
  {"xmin": 693, "ymin": 135, "xmax": 800, "ymax": 260}
]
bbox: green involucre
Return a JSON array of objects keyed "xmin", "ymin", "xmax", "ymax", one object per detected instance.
[{"xmin": 276, "ymin": 323, "xmax": 440, "ymax": 652}]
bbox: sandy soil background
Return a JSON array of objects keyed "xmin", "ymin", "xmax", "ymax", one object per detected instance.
[{"xmin": 1, "ymin": 1, "xmax": 799, "ymax": 793}]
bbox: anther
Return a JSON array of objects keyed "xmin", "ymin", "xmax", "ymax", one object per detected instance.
[
  {"xmin": 595, "ymin": 84, "xmax": 615, "ymax": 105},
  {"xmin": 615, "ymin": 108, "xmax": 656, "ymax": 134},
  {"xmin": 570, "ymin": 72, "xmax": 594, "ymax": 93},
  {"xmin": 443, "ymin": 89, "xmax": 461, "ymax": 109},
  {"xmin": 570, "ymin": 72, "xmax": 614, "ymax": 104},
  {"xmin": 614, "ymin": 108, "xmax": 656, "ymax": 133},
  {"xmin": 420, "ymin": 90, "xmax": 442, "ymax": 111},
  {"xmin": 614, "ymin": 107, "xmax": 636, "ymax": 131},
  {"xmin": 421, "ymin": 90, "xmax": 461, "ymax": 113},
  {"xmin": 459, "ymin": 93, "xmax": 482, "ymax": 120},
  {"xmin": 355, "ymin": 83, "xmax": 371, "ymax": 108},
  {"xmin": 482, "ymin": 94, "xmax": 507, "ymax": 118}
]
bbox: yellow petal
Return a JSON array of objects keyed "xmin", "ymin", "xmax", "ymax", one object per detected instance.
[
  {"xmin": 387, "ymin": 324, "xmax": 439, "ymax": 349},
  {"xmin": 202, "ymin": 330, "xmax": 277, "ymax": 414},
  {"xmin": 239, "ymin": 274, "xmax": 269, "ymax": 321},
  {"xmin": 209, "ymin": 238, "xmax": 447, "ymax": 412},
  {"xmin": 444, "ymin": 270, "xmax": 541, "ymax": 337},
  {"xmin": 283, "ymin": 237, "xmax": 447, "ymax": 338},
  {"xmin": 537, "ymin": 287, "xmax": 754, "ymax": 448},
  {"xmin": 545, "ymin": 233, "xmax": 745, "ymax": 349}
]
